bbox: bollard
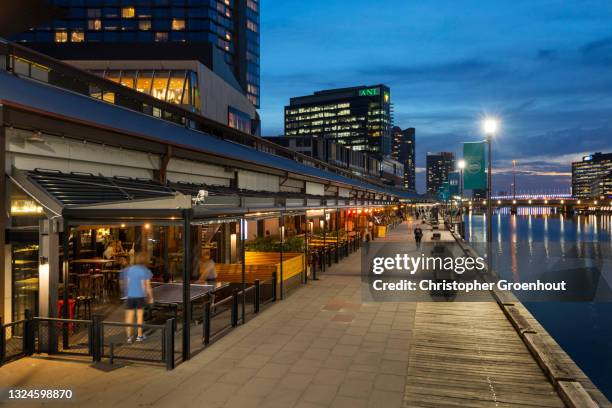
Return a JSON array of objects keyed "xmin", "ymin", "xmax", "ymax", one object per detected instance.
[
  {"xmin": 23, "ymin": 309, "xmax": 33, "ymax": 356},
  {"xmin": 254, "ymin": 280, "xmax": 261, "ymax": 314},
  {"xmin": 312, "ymin": 254, "xmax": 318, "ymax": 281},
  {"xmin": 165, "ymin": 318, "xmax": 175, "ymax": 370},
  {"xmin": 272, "ymin": 272, "xmax": 278, "ymax": 301},
  {"xmin": 231, "ymin": 289, "xmax": 239, "ymax": 327},
  {"xmin": 203, "ymin": 301, "xmax": 211, "ymax": 345},
  {"xmin": 92, "ymin": 315, "xmax": 102, "ymax": 363}
]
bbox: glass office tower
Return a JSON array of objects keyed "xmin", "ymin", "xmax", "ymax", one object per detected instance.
[
  {"xmin": 572, "ymin": 152, "xmax": 612, "ymax": 198},
  {"xmin": 426, "ymin": 151, "xmax": 455, "ymax": 195},
  {"xmin": 11, "ymin": 0, "xmax": 260, "ymax": 107},
  {"xmin": 284, "ymin": 85, "xmax": 393, "ymax": 158}
]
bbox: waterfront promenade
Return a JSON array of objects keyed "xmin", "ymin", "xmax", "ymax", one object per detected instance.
[{"xmin": 1, "ymin": 220, "xmax": 607, "ymax": 407}]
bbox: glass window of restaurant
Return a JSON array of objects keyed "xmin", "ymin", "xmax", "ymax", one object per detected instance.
[
  {"xmin": 186, "ymin": 217, "xmax": 253, "ymax": 355},
  {"xmin": 7, "ymin": 180, "xmax": 45, "ymax": 327},
  {"xmin": 60, "ymin": 219, "xmax": 185, "ymax": 316}
]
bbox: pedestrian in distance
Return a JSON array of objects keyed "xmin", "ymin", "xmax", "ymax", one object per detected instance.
[{"xmin": 414, "ymin": 226, "xmax": 423, "ymax": 249}]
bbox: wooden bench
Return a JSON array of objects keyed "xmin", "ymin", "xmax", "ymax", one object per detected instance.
[{"xmin": 197, "ymin": 252, "xmax": 305, "ymax": 284}]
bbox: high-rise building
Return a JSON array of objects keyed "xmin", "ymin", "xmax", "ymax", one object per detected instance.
[
  {"xmin": 572, "ymin": 152, "xmax": 612, "ymax": 198},
  {"xmin": 392, "ymin": 126, "xmax": 416, "ymax": 191},
  {"xmin": 426, "ymin": 152, "xmax": 455, "ymax": 195},
  {"xmin": 284, "ymin": 85, "xmax": 392, "ymax": 158},
  {"xmin": 10, "ymin": 0, "xmax": 260, "ymax": 131}
]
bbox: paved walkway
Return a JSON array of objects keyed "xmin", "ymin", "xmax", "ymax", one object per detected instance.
[{"xmin": 1, "ymin": 220, "xmax": 565, "ymax": 408}]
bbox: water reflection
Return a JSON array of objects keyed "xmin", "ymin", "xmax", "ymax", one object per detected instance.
[{"xmin": 464, "ymin": 209, "xmax": 612, "ymax": 399}]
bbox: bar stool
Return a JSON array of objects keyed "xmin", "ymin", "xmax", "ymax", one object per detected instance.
[
  {"xmin": 76, "ymin": 274, "xmax": 93, "ymax": 319},
  {"xmin": 75, "ymin": 296, "xmax": 92, "ymax": 320}
]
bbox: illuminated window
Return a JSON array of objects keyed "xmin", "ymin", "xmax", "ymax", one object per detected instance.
[
  {"xmin": 228, "ymin": 107, "xmax": 251, "ymax": 133},
  {"xmin": 151, "ymin": 71, "xmax": 170, "ymax": 100},
  {"xmin": 71, "ymin": 31, "xmax": 85, "ymax": 42},
  {"xmin": 247, "ymin": 0, "xmax": 258, "ymax": 12},
  {"xmin": 88, "ymin": 19, "xmax": 102, "ymax": 30},
  {"xmin": 171, "ymin": 19, "xmax": 185, "ymax": 30},
  {"xmin": 54, "ymin": 31, "xmax": 68, "ymax": 43},
  {"xmin": 155, "ymin": 32, "xmax": 168, "ymax": 42},
  {"xmin": 139, "ymin": 20, "xmax": 151, "ymax": 30},
  {"xmin": 103, "ymin": 92, "xmax": 115, "ymax": 104},
  {"xmin": 136, "ymin": 71, "xmax": 153, "ymax": 93},
  {"xmin": 167, "ymin": 72, "xmax": 187, "ymax": 104},
  {"xmin": 246, "ymin": 19, "xmax": 258, "ymax": 33},
  {"xmin": 122, "ymin": 7, "xmax": 135, "ymax": 18}
]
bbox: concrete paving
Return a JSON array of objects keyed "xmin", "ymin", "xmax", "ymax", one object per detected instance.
[{"xmin": 0, "ymin": 220, "xmax": 563, "ymax": 408}]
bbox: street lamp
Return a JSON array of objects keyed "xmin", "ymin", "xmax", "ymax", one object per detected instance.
[
  {"xmin": 482, "ymin": 117, "xmax": 499, "ymax": 273},
  {"xmin": 457, "ymin": 159, "xmax": 466, "ymax": 199},
  {"xmin": 482, "ymin": 117, "xmax": 499, "ymax": 236}
]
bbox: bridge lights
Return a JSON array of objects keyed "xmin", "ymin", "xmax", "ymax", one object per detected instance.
[
  {"xmin": 497, "ymin": 200, "xmax": 501, "ymax": 204},
  {"xmin": 482, "ymin": 200, "xmax": 486, "ymax": 205},
  {"xmin": 577, "ymin": 200, "xmax": 581, "ymax": 204},
  {"xmin": 528, "ymin": 200, "xmax": 532, "ymax": 204},
  {"xmin": 560, "ymin": 200, "xmax": 564, "ymax": 204},
  {"xmin": 544, "ymin": 199, "xmax": 548, "ymax": 204},
  {"xmin": 594, "ymin": 200, "xmax": 598, "ymax": 205},
  {"xmin": 512, "ymin": 200, "xmax": 517, "ymax": 204}
]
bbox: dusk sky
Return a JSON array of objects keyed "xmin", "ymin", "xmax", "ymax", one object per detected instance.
[{"xmin": 259, "ymin": 0, "xmax": 612, "ymax": 194}]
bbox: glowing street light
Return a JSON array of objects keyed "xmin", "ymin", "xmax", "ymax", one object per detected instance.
[
  {"xmin": 481, "ymin": 116, "xmax": 499, "ymax": 249},
  {"xmin": 457, "ymin": 159, "xmax": 466, "ymax": 199},
  {"xmin": 482, "ymin": 117, "xmax": 500, "ymax": 136}
]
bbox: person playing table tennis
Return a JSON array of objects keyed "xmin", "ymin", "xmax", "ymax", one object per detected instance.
[{"xmin": 122, "ymin": 252, "xmax": 154, "ymax": 343}]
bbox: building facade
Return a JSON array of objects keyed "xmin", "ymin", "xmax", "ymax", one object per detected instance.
[
  {"xmin": 391, "ymin": 126, "xmax": 415, "ymax": 191},
  {"xmin": 10, "ymin": 0, "xmax": 260, "ymax": 130},
  {"xmin": 265, "ymin": 135, "xmax": 408, "ymax": 187},
  {"xmin": 426, "ymin": 151, "xmax": 455, "ymax": 195},
  {"xmin": 284, "ymin": 85, "xmax": 392, "ymax": 158},
  {"xmin": 0, "ymin": 40, "xmax": 412, "ymax": 351},
  {"xmin": 572, "ymin": 152, "xmax": 612, "ymax": 198}
]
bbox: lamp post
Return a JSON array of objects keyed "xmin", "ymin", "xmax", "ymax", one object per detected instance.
[
  {"xmin": 457, "ymin": 159, "xmax": 466, "ymax": 200},
  {"xmin": 482, "ymin": 117, "xmax": 499, "ymax": 272}
]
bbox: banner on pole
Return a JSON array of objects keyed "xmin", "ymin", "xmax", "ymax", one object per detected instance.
[
  {"xmin": 463, "ymin": 142, "xmax": 486, "ymax": 190},
  {"xmin": 448, "ymin": 171, "xmax": 460, "ymax": 196}
]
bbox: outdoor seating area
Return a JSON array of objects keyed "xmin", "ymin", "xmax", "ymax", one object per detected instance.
[{"xmin": 2, "ymin": 198, "xmax": 406, "ymax": 370}]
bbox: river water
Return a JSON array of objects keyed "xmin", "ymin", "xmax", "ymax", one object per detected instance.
[{"xmin": 464, "ymin": 209, "xmax": 612, "ymax": 399}]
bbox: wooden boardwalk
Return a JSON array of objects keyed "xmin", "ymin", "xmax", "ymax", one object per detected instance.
[{"xmin": 406, "ymin": 302, "xmax": 563, "ymax": 407}]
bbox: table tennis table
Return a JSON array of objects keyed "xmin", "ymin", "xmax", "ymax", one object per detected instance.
[{"xmin": 148, "ymin": 282, "xmax": 230, "ymax": 323}]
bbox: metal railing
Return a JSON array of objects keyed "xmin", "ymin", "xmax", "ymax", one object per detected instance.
[
  {"xmin": 203, "ymin": 273, "xmax": 277, "ymax": 346},
  {"xmin": 95, "ymin": 318, "xmax": 175, "ymax": 370},
  {"xmin": 35, "ymin": 317, "xmax": 92, "ymax": 356},
  {"xmin": 0, "ymin": 314, "xmax": 31, "ymax": 365}
]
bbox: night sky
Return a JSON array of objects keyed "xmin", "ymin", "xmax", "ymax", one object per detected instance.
[{"xmin": 259, "ymin": 0, "xmax": 612, "ymax": 194}]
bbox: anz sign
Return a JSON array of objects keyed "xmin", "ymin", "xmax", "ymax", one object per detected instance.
[{"xmin": 359, "ymin": 87, "xmax": 380, "ymax": 97}]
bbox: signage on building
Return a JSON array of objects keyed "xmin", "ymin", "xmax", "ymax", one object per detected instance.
[{"xmin": 359, "ymin": 87, "xmax": 380, "ymax": 97}]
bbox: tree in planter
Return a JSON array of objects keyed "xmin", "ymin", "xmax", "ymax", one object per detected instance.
[
  {"xmin": 245, "ymin": 235, "xmax": 280, "ymax": 252},
  {"xmin": 282, "ymin": 236, "xmax": 305, "ymax": 253}
]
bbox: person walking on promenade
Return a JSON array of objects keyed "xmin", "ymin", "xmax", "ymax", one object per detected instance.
[{"xmin": 414, "ymin": 226, "xmax": 423, "ymax": 249}]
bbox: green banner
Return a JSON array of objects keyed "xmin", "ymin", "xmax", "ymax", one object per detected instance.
[{"xmin": 463, "ymin": 142, "xmax": 486, "ymax": 190}]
